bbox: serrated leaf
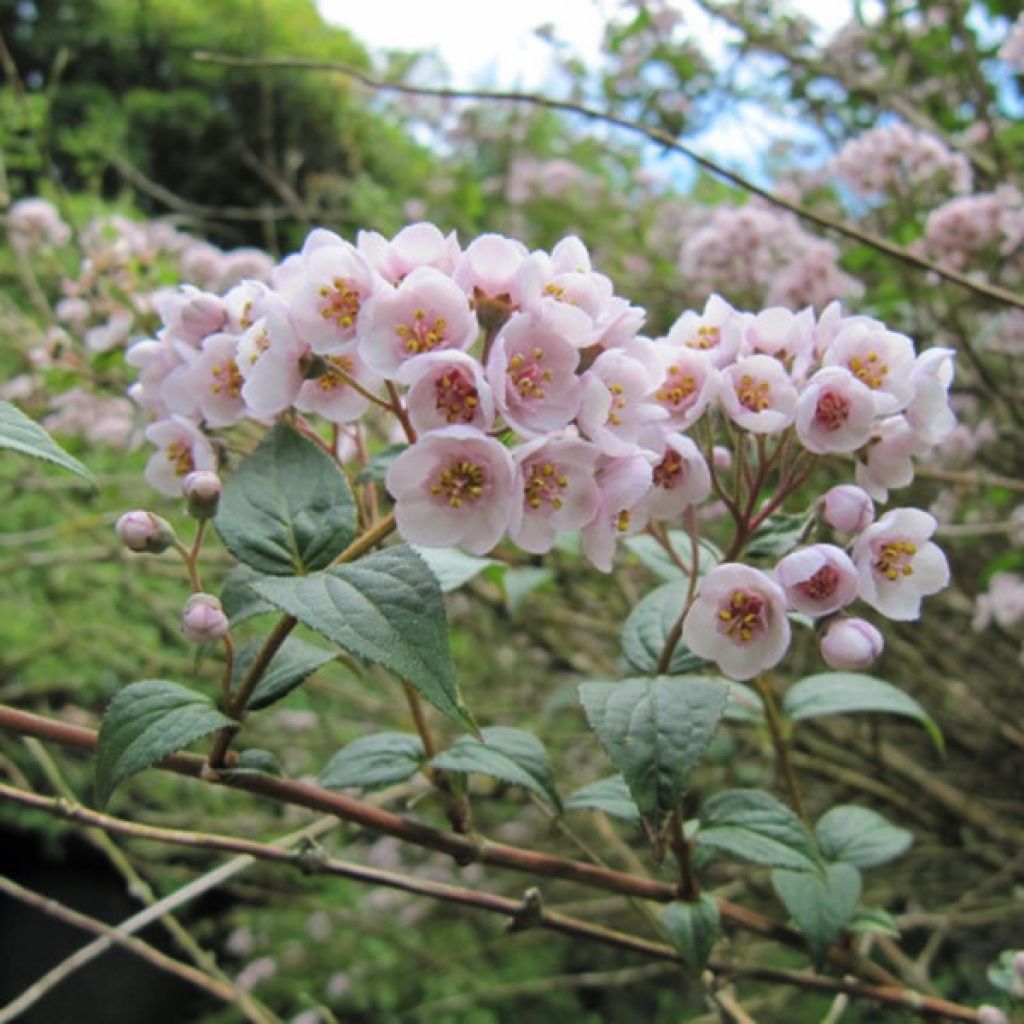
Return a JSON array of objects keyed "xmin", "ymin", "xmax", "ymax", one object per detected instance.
[
  {"xmin": 744, "ymin": 512, "xmax": 814, "ymax": 560},
  {"xmin": 320, "ymin": 732, "xmax": 425, "ymax": 790},
  {"xmin": 252, "ymin": 545, "xmax": 473, "ymax": 730},
  {"xmin": 621, "ymin": 582, "xmax": 710, "ymax": 676},
  {"xmin": 96, "ymin": 680, "xmax": 234, "ymax": 806},
  {"xmin": 412, "ymin": 545, "xmax": 500, "ymax": 592},
  {"xmin": 432, "ymin": 726, "xmax": 560, "ymax": 811},
  {"xmin": 215, "ymin": 422, "xmax": 356, "ymax": 576},
  {"xmin": 221, "ymin": 565, "xmax": 275, "ymax": 625},
  {"xmin": 815, "ymin": 805, "xmax": 913, "ymax": 869},
  {"xmin": 624, "ymin": 532, "xmax": 720, "ymax": 581},
  {"xmin": 230, "ymin": 635, "xmax": 336, "ymax": 711},
  {"xmin": 579, "ymin": 676, "xmax": 727, "ymax": 830},
  {"xmin": 783, "ymin": 673, "xmax": 943, "ymax": 753},
  {"xmin": 772, "ymin": 863, "xmax": 862, "ymax": 962},
  {"xmin": 697, "ymin": 789, "xmax": 820, "ymax": 872},
  {"xmin": 356, "ymin": 443, "xmax": 408, "ymax": 484},
  {"xmin": 0, "ymin": 400, "xmax": 94, "ymax": 482},
  {"xmin": 661, "ymin": 895, "xmax": 721, "ymax": 974},
  {"xmin": 565, "ymin": 775, "xmax": 642, "ymax": 823}
]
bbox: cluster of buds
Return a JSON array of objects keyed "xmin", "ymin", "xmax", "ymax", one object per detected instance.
[{"xmin": 123, "ymin": 222, "xmax": 956, "ymax": 679}]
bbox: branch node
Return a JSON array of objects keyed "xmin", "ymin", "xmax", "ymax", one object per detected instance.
[{"xmin": 507, "ymin": 887, "xmax": 544, "ymax": 932}]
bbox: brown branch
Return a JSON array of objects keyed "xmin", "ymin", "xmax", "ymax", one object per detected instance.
[{"xmin": 190, "ymin": 50, "xmax": 1024, "ymax": 312}]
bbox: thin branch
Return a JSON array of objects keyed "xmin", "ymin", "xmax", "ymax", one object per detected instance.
[{"xmin": 190, "ymin": 50, "xmax": 1024, "ymax": 312}]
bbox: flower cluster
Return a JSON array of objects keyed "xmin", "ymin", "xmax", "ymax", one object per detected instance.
[
  {"xmin": 999, "ymin": 12, "xmax": 1024, "ymax": 72},
  {"xmin": 125, "ymin": 222, "xmax": 954, "ymax": 680},
  {"xmin": 921, "ymin": 187, "xmax": 1024, "ymax": 277}
]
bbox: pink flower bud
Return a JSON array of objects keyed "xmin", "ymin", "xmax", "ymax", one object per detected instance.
[
  {"xmin": 820, "ymin": 617, "xmax": 884, "ymax": 670},
  {"xmin": 978, "ymin": 1007, "xmax": 1008, "ymax": 1024},
  {"xmin": 181, "ymin": 593, "xmax": 229, "ymax": 643},
  {"xmin": 116, "ymin": 510, "xmax": 177, "ymax": 554},
  {"xmin": 822, "ymin": 484, "xmax": 874, "ymax": 534},
  {"xmin": 183, "ymin": 470, "xmax": 222, "ymax": 519}
]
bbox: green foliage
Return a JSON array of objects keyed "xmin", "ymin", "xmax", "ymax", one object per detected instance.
[
  {"xmin": 95, "ymin": 679, "xmax": 234, "ymax": 806},
  {"xmin": 319, "ymin": 732, "xmax": 426, "ymax": 790},
  {"xmin": 815, "ymin": 806, "xmax": 913, "ymax": 870},
  {"xmin": 772, "ymin": 863, "xmax": 862, "ymax": 963},
  {"xmin": 230, "ymin": 634, "xmax": 336, "ymax": 711},
  {"xmin": 620, "ymin": 581, "xmax": 709, "ymax": 675},
  {"xmin": 623, "ymin": 532, "xmax": 719, "ymax": 582},
  {"xmin": 0, "ymin": 400, "xmax": 95, "ymax": 483},
  {"xmin": 578, "ymin": 676, "xmax": 727, "ymax": 830},
  {"xmin": 215, "ymin": 423, "xmax": 357, "ymax": 576},
  {"xmin": 661, "ymin": 895, "xmax": 721, "ymax": 974},
  {"xmin": 412, "ymin": 546, "xmax": 500, "ymax": 593},
  {"xmin": 432, "ymin": 726, "xmax": 561, "ymax": 811},
  {"xmin": 565, "ymin": 775, "xmax": 642, "ymax": 823}
]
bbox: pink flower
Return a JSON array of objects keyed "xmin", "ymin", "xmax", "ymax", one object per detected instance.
[
  {"xmin": 737, "ymin": 306, "xmax": 816, "ymax": 380},
  {"xmin": 821, "ymin": 484, "xmax": 874, "ymax": 534},
  {"xmin": 509, "ymin": 433, "xmax": 601, "ymax": 553},
  {"xmin": 682, "ymin": 563, "xmax": 791, "ymax": 680},
  {"xmin": 720, "ymin": 355, "xmax": 798, "ymax": 434},
  {"xmin": 578, "ymin": 348, "xmax": 664, "ymax": 455},
  {"xmin": 143, "ymin": 416, "xmax": 217, "ymax": 496},
  {"xmin": 580, "ymin": 453, "xmax": 654, "ymax": 572},
  {"xmin": 794, "ymin": 367, "xmax": 876, "ymax": 454},
  {"xmin": 906, "ymin": 347, "xmax": 956, "ymax": 445},
  {"xmin": 775, "ymin": 544, "xmax": 859, "ymax": 617},
  {"xmin": 357, "ymin": 223, "xmax": 461, "ymax": 284},
  {"xmin": 400, "ymin": 351, "xmax": 495, "ymax": 434},
  {"xmin": 852, "ymin": 508, "xmax": 950, "ymax": 620},
  {"xmin": 642, "ymin": 431, "xmax": 712, "ymax": 520},
  {"xmin": 820, "ymin": 617, "xmax": 884, "ymax": 670},
  {"xmin": 237, "ymin": 315, "xmax": 308, "ymax": 418},
  {"xmin": 823, "ymin": 318, "xmax": 916, "ymax": 415},
  {"xmin": 116, "ymin": 510, "xmax": 176, "ymax": 553},
  {"xmin": 294, "ymin": 347, "xmax": 382, "ymax": 424},
  {"xmin": 664, "ymin": 295, "xmax": 741, "ymax": 368},
  {"xmin": 972, "ymin": 572, "xmax": 1024, "ymax": 631},
  {"xmin": 648, "ymin": 345, "xmax": 718, "ymax": 430},
  {"xmin": 359, "ymin": 267, "xmax": 479, "ymax": 379},
  {"xmin": 385, "ymin": 427, "xmax": 515, "ymax": 555},
  {"xmin": 453, "ymin": 233, "xmax": 529, "ymax": 307},
  {"xmin": 486, "ymin": 309, "xmax": 581, "ymax": 436},
  {"xmin": 156, "ymin": 286, "xmax": 227, "ymax": 345},
  {"xmin": 856, "ymin": 416, "xmax": 925, "ymax": 502},
  {"xmin": 181, "ymin": 594, "xmax": 229, "ymax": 643},
  {"xmin": 181, "ymin": 333, "xmax": 248, "ymax": 428}
]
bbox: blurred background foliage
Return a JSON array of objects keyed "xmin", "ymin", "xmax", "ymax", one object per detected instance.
[{"xmin": 1, "ymin": 0, "xmax": 1023, "ymax": 1021}]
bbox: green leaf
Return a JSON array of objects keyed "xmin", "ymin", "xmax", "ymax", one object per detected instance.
[
  {"xmin": 0, "ymin": 400, "xmax": 94, "ymax": 483},
  {"xmin": 432, "ymin": 726, "xmax": 561, "ymax": 811},
  {"xmin": 215, "ymin": 422, "xmax": 356, "ymax": 576},
  {"xmin": 772, "ymin": 863, "xmax": 862, "ymax": 961},
  {"xmin": 815, "ymin": 806, "xmax": 913, "ymax": 869},
  {"xmin": 848, "ymin": 907, "xmax": 900, "ymax": 938},
  {"xmin": 722, "ymin": 682, "xmax": 765, "ymax": 724},
  {"xmin": 319, "ymin": 732, "xmax": 425, "ymax": 790},
  {"xmin": 744, "ymin": 512, "xmax": 814, "ymax": 561},
  {"xmin": 783, "ymin": 673, "xmax": 943, "ymax": 753},
  {"xmin": 661, "ymin": 895, "xmax": 721, "ymax": 974},
  {"xmin": 697, "ymin": 789, "xmax": 820, "ymax": 872},
  {"xmin": 624, "ymin": 532, "xmax": 719, "ymax": 582},
  {"xmin": 412, "ymin": 545, "xmax": 499, "ymax": 592},
  {"xmin": 230, "ymin": 635, "xmax": 336, "ymax": 711},
  {"xmin": 501, "ymin": 567, "xmax": 554, "ymax": 613},
  {"xmin": 225, "ymin": 749, "xmax": 282, "ymax": 776},
  {"xmin": 565, "ymin": 775, "xmax": 642, "ymax": 823},
  {"xmin": 578, "ymin": 676, "xmax": 728, "ymax": 830},
  {"xmin": 221, "ymin": 565, "xmax": 275, "ymax": 625},
  {"xmin": 355, "ymin": 443, "xmax": 408, "ymax": 484},
  {"xmin": 621, "ymin": 582, "xmax": 710, "ymax": 676},
  {"xmin": 252, "ymin": 546, "xmax": 473, "ymax": 730},
  {"xmin": 96, "ymin": 680, "xmax": 234, "ymax": 806}
]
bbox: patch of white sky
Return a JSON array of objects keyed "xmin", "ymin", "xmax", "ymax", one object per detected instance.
[{"xmin": 317, "ymin": 0, "xmax": 856, "ymax": 188}]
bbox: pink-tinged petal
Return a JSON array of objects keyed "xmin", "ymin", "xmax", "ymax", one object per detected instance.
[
  {"xmin": 775, "ymin": 544, "xmax": 858, "ymax": 617},
  {"xmin": 720, "ymin": 355, "xmax": 798, "ymax": 434}
]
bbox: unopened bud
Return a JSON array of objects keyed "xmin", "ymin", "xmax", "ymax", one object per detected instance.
[
  {"xmin": 822, "ymin": 485, "xmax": 874, "ymax": 534},
  {"xmin": 116, "ymin": 510, "xmax": 177, "ymax": 554},
  {"xmin": 183, "ymin": 470, "xmax": 222, "ymax": 519},
  {"xmin": 712, "ymin": 445, "xmax": 732, "ymax": 470},
  {"xmin": 820, "ymin": 617, "xmax": 884, "ymax": 670},
  {"xmin": 978, "ymin": 1007, "xmax": 1008, "ymax": 1024},
  {"xmin": 181, "ymin": 593, "xmax": 230, "ymax": 643}
]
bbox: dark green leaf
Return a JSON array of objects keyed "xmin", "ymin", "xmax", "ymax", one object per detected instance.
[
  {"xmin": 783, "ymin": 673, "xmax": 943, "ymax": 753},
  {"xmin": 0, "ymin": 400, "xmax": 94, "ymax": 483},
  {"xmin": 744, "ymin": 512, "xmax": 814, "ymax": 561},
  {"xmin": 501, "ymin": 567, "xmax": 553, "ymax": 613},
  {"xmin": 722, "ymin": 682, "xmax": 764, "ymax": 724},
  {"xmin": 215, "ymin": 422, "xmax": 356, "ymax": 575},
  {"xmin": 225, "ymin": 749, "xmax": 282, "ymax": 776},
  {"xmin": 230, "ymin": 635, "xmax": 336, "ymax": 711},
  {"xmin": 221, "ymin": 565, "xmax": 275, "ymax": 625},
  {"xmin": 697, "ymin": 789, "xmax": 820, "ymax": 872},
  {"xmin": 621, "ymin": 582, "xmax": 710, "ymax": 676},
  {"xmin": 816, "ymin": 806, "xmax": 913, "ymax": 869},
  {"xmin": 432, "ymin": 726, "xmax": 560, "ymax": 811},
  {"xmin": 565, "ymin": 775, "xmax": 642, "ymax": 823},
  {"xmin": 578, "ymin": 676, "xmax": 728, "ymax": 830},
  {"xmin": 772, "ymin": 863, "xmax": 862, "ymax": 961},
  {"xmin": 96, "ymin": 680, "xmax": 234, "ymax": 806},
  {"xmin": 412, "ymin": 545, "xmax": 499, "ymax": 592},
  {"xmin": 252, "ymin": 546, "xmax": 473, "ymax": 730},
  {"xmin": 320, "ymin": 732, "xmax": 425, "ymax": 790},
  {"xmin": 661, "ymin": 895, "xmax": 721, "ymax": 974}
]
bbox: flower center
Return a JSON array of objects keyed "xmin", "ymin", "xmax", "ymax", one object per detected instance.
[
  {"xmin": 796, "ymin": 564, "xmax": 840, "ymax": 602},
  {"xmin": 316, "ymin": 355, "xmax": 355, "ymax": 392},
  {"xmin": 717, "ymin": 589, "xmax": 766, "ymax": 643},
  {"xmin": 848, "ymin": 351, "xmax": 889, "ymax": 390},
  {"xmin": 607, "ymin": 382, "xmax": 627, "ymax": 426},
  {"xmin": 165, "ymin": 440, "xmax": 194, "ymax": 477},
  {"xmin": 210, "ymin": 359, "xmax": 244, "ymax": 398},
  {"xmin": 507, "ymin": 347, "xmax": 553, "ymax": 401},
  {"xmin": 736, "ymin": 374, "xmax": 772, "ymax": 413},
  {"xmin": 875, "ymin": 538, "xmax": 917, "ymax": 581},
  {"xmin": 430, "ymin": 459, "xmax": 486, "ymax": 509},
  {"xmin": 686, "ymin": 325, "xmax": 720, "ymax": 351},
  {"xmin": 652, "ymin": 449, "xmax": 683, "ymax": 490},
  {"xmin": 524, "ymin": 460, "xmax": 568, "ymax": 511},
  {"xmin": 434, "ymin": 369, "xmax": 480, "ymax": 423},
  {"xmin": 319, "ymin": 277, "xmax": 361, "ymax": 329},
  {"xmin": 656, "ymin": 365, "xmax": 698, "ymax": 410},
  {"xmin": 814, "ymin": 390, "xmax": 851, "ymax": 431},
  {"xmin": 396, "ymin": 309, "xmax": 449, "ymax": 355}
]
